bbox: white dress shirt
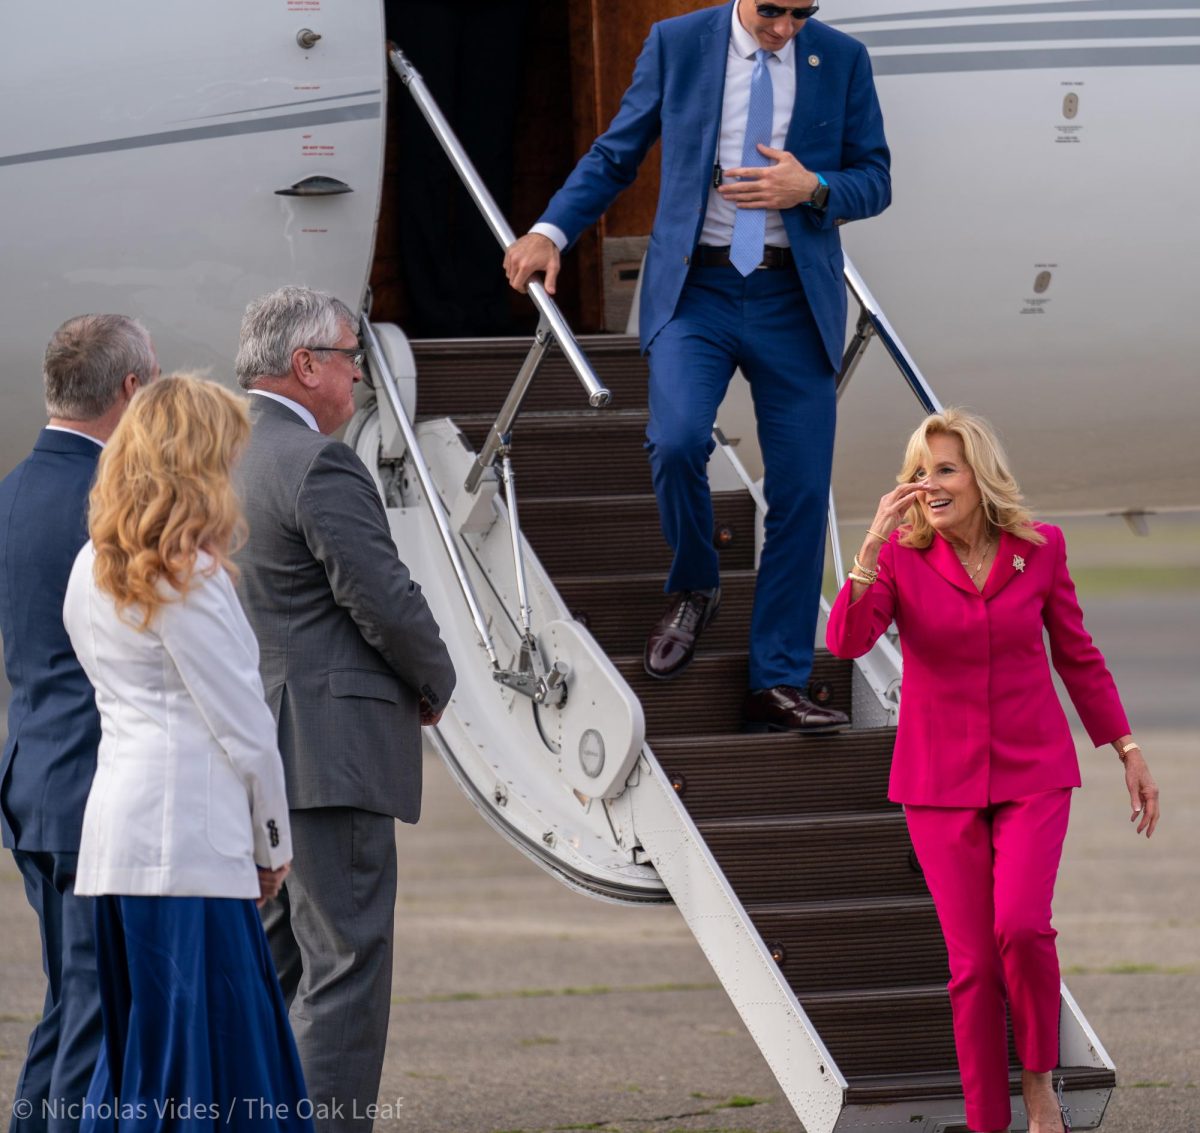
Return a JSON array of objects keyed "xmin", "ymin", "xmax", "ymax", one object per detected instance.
[
  {"xmin": 45, "ymin": 425, "xmax": 104, "ymax": 447},
  {"xmin": 65, "ymin": 545, "xmax": 292, "ymax": 898},
  {"xmin": 249, "ymin": 389, "xmax": 319, "ymax": 432},
  {"xmin": 532, "ymin": 3, "xmax": 796, "ymax": 252},
  {"xmin": 701, "ymin": 4, "xmax": 796, "ymax": 247}
]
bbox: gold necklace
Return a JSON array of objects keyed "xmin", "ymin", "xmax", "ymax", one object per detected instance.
[{"xmin": 957, "ymin": 540, "xmax": 994, "ymax": 577}]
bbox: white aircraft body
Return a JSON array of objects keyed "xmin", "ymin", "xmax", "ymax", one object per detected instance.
[
  {"xmin": 0, "ymin": 3, "xmax": 386, "ymax": 475},
  {"xmin": 2, "ymin": 1, "xmax": 1198, "ymax": 516}
]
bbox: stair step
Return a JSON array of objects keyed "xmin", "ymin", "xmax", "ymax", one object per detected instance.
[
  {"xmin": 695, "ymin": 811, "xmax": 923, "ymax": 904},
  {"xmin": 800, "ymin": 985, "xmax": 1018, "ymax": 1079},
  {"xmin": 615, "ymin": 650, "xmax": 852, "ymax": 740},
  {"xmin": 843, "ymin": 1065, "xmax": 1116, "ymax": 1107},
  {"xmin": 520, "ymin": 491, "xmax": 757, "ymax": 576},
  {"xmin": 653, "ymin": 728, "xmax": 894, "ymax": 819},
  {"xmin": 454, "ymin": 410, "xmax": 654, "ymax": 498},
  {"xmin": 414, "ymin": 335, "xmax": 649, "ymax": 418},
  {"xmin": 557, "ymin": 570, "xmax": 757, "ymax": 654},
  {"xmin": 744, "ymin": 896, "xmax": 946, "ymax": 995}
]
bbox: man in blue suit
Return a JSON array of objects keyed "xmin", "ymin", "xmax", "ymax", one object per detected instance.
[
  {"xmin": 505, "ymin": 0, "xmax": 890, "ymax": 731},
  {"xmin": 0, "ymin": 315, "xmax": 158, "ymax": 1132}
]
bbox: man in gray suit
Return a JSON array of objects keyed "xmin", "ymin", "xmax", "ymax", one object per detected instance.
[{"xmin": 233, "ymin": 287, "xmax": 456, "ymax": 1133}]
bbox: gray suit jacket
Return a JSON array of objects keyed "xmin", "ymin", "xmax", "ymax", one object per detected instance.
[{"xmin": 235, "ymin": 396, "xmax": 456, "ymax": 823}]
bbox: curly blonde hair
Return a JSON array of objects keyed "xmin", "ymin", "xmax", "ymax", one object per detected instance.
[
  {"xmin": 896, "ymin": 408, "xmax": 1044, "ymax": 549},
  {"xmin": 89, "ymin": 374, "xmax": 250, "ymax": 628}
]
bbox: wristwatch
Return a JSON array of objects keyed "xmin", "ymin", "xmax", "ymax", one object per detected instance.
[{"xmin": 809, "ymin": 173, "xmax": 830, "ymax": 209}]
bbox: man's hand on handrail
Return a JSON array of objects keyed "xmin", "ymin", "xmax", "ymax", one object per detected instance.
[{"xmin": 504, "ymin": 233, "xmax": 560, "ymax": 296}]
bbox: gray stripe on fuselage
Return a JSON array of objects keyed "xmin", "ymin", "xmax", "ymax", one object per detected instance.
[
  {"xmin": 856, "ymin": 18, "xmax": 1200, "ymax": 47},
  {"xmin": 870, "ymin": 43, "xmax": 1200, "ymax": 75},
  {"xmin": 0, "ymin": 102, "xmax": 381, "ymax": 170},
  {"xmin": 187, "ymin": 90, "xmax": 382, "ymax": 121},
  {"xmin": 829, "ymin": 0, "xmax": 1200, "ymax": 27}
]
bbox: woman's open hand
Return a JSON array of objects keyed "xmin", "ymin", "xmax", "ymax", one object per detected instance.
[{"xmin": 1123, "ymin": 750, "xmax": 1160, "ymax": 838}]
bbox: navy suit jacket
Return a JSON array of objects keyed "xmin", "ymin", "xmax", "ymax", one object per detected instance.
[
  {"xmin": 540, "ymin": 0, "xmax": 891, "ymax": 369},
  {"xmin": 0, "ymin": 429, "xmax": 102, "ymax": 851}
]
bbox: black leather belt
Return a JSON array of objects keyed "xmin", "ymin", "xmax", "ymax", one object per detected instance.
[{"xmin": 694, "ymin": 244, "xmax": 794, "ymax": 270}]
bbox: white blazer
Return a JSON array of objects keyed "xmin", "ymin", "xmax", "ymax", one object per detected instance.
[{"xmin": 64, "ymin": 544, "xmax": 292, "ymax": 898}]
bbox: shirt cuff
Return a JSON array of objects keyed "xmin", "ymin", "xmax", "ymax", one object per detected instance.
[{"xmin": 529, "ymin": 222, "xmax": 568, "ymax": 251}]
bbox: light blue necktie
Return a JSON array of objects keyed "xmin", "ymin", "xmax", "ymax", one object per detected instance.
[{"xmin": 729, "ymin": 48, "xmax": 774, "ymax": 277}]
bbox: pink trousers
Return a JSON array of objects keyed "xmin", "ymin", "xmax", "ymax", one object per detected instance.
[{"xmin": 905, "ymin": 789, "xmax": 1072, "ymax": 1133}]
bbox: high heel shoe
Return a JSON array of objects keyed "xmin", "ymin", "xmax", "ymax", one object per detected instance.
[{"xmin": 1056, "ymin": 1076, "xmax": 1073, "ymax": 1132}]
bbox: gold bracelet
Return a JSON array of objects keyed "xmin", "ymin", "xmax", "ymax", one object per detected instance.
[
  {"xmin": 848, "ymin": 571, "xmax": 875, "ymax": 585},
  {"xmin": 865, "ymin": 529, "xmax": 889, "ymax": 544},
  {"xmin": 852, "ymin": 554, "xmax": 879, "ymax": 583},
  {"xmin": 1117, "ymin": 741, "xmax": 1141, "ymax": 762}
]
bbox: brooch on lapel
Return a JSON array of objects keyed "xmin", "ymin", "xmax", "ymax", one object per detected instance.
[{"xmin": 1013, "ymin": 554, "xmax": 1026, "ymax": 572}]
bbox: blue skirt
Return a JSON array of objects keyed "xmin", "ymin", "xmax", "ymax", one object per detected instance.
[{"xmin": 82, "ymin": 895, "xmax": 313, "ymax": 1133}]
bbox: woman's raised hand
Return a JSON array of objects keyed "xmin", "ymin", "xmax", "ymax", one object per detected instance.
[{"xmin": 868, "ymin": 482, "xmax": 928, "ymax": 545}]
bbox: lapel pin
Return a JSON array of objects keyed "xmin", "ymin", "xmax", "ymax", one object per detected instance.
[
  {"xmin": 808, "ymin": 54, "xmax": 821, "ymax": 67},
  {"xmin": 1013, "ymin": 554, "xmax": 1026, "ymax": 572}
]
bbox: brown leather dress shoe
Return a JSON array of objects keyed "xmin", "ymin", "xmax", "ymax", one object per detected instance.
[
  {"xmin": 643, "ymin": 588, "xmax": 721, "ymax": 680},
  {"xmin": 742, "ymin": 685, "xmax": 850, "ymax": 734}
]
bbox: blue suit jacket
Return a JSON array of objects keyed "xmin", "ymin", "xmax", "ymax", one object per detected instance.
[
  {"xmin": 540, "ymin": 1, "xmax": 891, "ymax": 369},
  {"xmin": 0, "ymin": 429, "xmax": 102, "ymax": 851}
]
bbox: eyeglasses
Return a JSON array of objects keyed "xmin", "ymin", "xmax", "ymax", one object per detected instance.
[
  {"xmin": 756, "ymin": 4, "xmax": 820, "ymax": 18},
  {"xmin": 306, "ymin": 345, "xmax": 365, "ymax": 369}
]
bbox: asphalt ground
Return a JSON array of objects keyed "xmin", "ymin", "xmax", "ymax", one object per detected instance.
[{"xmin": 0, "ymin": 517, "xmax": 1196, "ymax": 1133}]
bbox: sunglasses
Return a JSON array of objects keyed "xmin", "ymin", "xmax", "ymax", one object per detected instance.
[{"xmin": 755, "ymin": 3, "xmax": 820, "ymax": 18}]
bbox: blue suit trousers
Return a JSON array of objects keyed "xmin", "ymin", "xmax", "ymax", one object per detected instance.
[
  {"xmin": 9, "ymin": 851, "xmax": 102, "ymax": 1133},
  {"xmin": 645, "ymin": 264, "xmax": 836, "ymax": 690}
]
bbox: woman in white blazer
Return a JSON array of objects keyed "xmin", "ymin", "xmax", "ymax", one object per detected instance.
[{"xmin": 63, "ymin": 376, "xmax": 312, "ymax": 1132}]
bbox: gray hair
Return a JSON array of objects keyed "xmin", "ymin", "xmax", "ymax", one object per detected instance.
[
  {"xmin": 43, "ymin": 314, "xmax": 157, "ymax": 420},
  {"xmin": 235, "ymin": 286, "xmax": 357, "ymax": 388}
]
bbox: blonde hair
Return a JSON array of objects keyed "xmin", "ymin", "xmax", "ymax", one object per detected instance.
[
  {"xmin": 89, "ymin": 374, "xmax": 250, "ymax": 628},
  {"xmin": 896, "ymin": 408, "xmax": 1044, "ymax": 549}
]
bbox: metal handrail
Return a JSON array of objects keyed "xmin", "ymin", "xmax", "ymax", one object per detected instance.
[
  {"xmin": 837, "ymin": 254, "xmax": 944, "ymax": 414},
  {"xmin": 388, "ymin": 45, "xmax": 611, "ymax": 467},
  {"xmin": 361, "ymin": 316, "xmax": 501, "ymax": 670},
  {"xmin": 828, "ymin": 252, "xmax": 946, "ymax": 587}
]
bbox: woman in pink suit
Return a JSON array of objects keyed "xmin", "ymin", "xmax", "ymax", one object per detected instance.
[{"xmin": 826, "ymin": 409, "xmax": 1160, "ymax": 1133}]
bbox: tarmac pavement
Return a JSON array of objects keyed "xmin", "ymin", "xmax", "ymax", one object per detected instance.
[
  {"xmin": 0, "ymin": 536, "xmax": 1196, "ymax": 1133},
  {"xmin": 1, "ymin": 725, "xmax": 1194, "ymax": 1133}
]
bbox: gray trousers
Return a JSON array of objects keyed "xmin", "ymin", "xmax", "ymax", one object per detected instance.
[{"xmin": 262, "ymin": 808, "xmax": 397, "ymax": 1133}]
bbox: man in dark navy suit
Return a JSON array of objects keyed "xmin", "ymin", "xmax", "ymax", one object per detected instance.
[
  {"xmin": 506, "ymin": 0, "xmax": 890, "ymax": 732},
  {"xmin": 0, "ymin": 315, "xmax": 158, "ymax": 1133}
]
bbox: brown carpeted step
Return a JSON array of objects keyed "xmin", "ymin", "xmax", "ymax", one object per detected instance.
[
  {"xmin": 520, "ymin": 491, "xmax": 757, "ymax": 576},
  {"xmin": 745, "ymin": 896, "xmax": 946, "ymax": 995},
  {"xmin": 843, "ymin": 1065, "xmax": 1116, "ymax": 1107},
  {"xmin": 800, "ymin": 985, "xmax": 1019, "ymax": 1078},
  {"xmin": 413, "ymin": 335, "xmax": 648, "ymax": 418},
  {"xmin": 694, "ymin": 811, "xmax": 923, "ymax": 905},
  {"xmin": 651, "ymin": 728, "xmax": 894, "ymax": 819},
  {"xmin": 557, "ymin": 570, "xmax": 757, "ymax": 654},
  {"xmin": 615, "ymin": 650, "xmax": 852, "ymax": 740},
  {"xmin": 453, "ymin": 410, "xmax": 653, "ymax": 498}
]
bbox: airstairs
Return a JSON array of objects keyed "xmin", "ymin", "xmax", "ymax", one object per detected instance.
[{"xmin": 351, "ymin": 43, "xmax": 1120, "ymax": 1133}]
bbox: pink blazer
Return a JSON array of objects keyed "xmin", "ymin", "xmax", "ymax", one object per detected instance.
[{"xmin": 826, "ymin": 523, "xmax": 1129, "ymax": 807}]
